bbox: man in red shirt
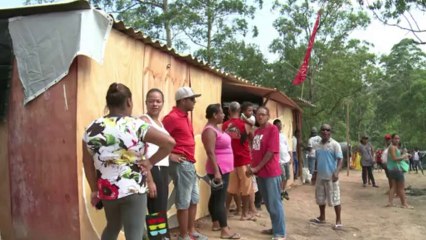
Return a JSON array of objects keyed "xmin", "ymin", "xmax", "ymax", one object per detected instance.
[
  {"xmin": 223, "ymin": 101, "xmax": 254, "ymax": 221},
  {"xmin": 163, "ymin": 87, "xmax": 207, "ymax": 240},
  {"xmin": 247, "ymin": 106, "xmax": 286, "ymax": 240}
]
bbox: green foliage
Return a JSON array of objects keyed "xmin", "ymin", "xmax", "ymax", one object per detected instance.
[
  {"xmin": 371, "ymin": 39, "xmax": 426, "ymax": 148},
  {"xmin": 266, "ymin": 0, "xmax": 376, "ymax": 144}
]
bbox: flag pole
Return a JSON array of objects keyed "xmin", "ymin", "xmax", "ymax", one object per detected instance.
[{"xmin": 346, "ymin": 101, "xmax": 351, "ymax": 176}]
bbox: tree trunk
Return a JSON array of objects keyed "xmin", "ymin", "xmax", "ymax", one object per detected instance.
[
  {"xmin": 163, "ymin": 0, "xmax": 172, "ymax": 48},
  {"xmin": 206, "ymin": 0, "xmax": 213, "ymax": 63}
]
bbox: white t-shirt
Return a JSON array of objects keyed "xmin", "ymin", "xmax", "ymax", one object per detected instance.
[
  {"xmin": 307, "ymin": 135, "xmax": 322, "ymax": 157},
  {"xmin": 142, "ymin": 114, "xmax": 170, "ymax": 167},
  {"xmin": 279, "ymin": 133, "xmax": 291, "ymax": 164},
  {"xmin": 413, "ymin": 151, "xmax": 420, "ymax": 161},
  {"xmin": 292, "ymin": 136, "xmax": 297, "ymax": 152}
]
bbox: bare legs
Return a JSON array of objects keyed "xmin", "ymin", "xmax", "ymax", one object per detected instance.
[{"xmin": 317, "ymin": 204, "xmax": 341, "ymax": 225}]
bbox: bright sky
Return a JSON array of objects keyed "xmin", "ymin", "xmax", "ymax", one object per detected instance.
[
  {"xmin": 1, "ymin": 0, "xmax": 425, "ymax": 61},
  {"xmin": 250, "ymin": 0, "xmax": 426, "ymax": 61}
]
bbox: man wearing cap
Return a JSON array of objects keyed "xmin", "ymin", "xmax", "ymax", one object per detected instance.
[
  {"xmin": 163, "ymin": 87, "xmax": 207, "ymax": 240},
  {"xmin": 358, "ymin": 135, "xmax": 378, "ymax": 188},
  {"xmin": 307, "ymin": 127, "xmax": 321, "ymax": 179}
]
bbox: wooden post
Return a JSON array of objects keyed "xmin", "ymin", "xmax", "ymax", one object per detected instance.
[{"xmin": 346, "ymin": 102, "xmax": 350, "ymax": 176}]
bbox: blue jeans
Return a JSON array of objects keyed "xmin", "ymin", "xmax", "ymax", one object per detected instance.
[
  {"xmin": 308, "ymin": 156, "xmax": 316, "ymax": 175},
  {"xmin": 258, "ymin": 176, "xmax": 286, "ymax": 238},
  {"xmin": 293, "ymin": 152, "xmax": 298, "ymax": 177}
]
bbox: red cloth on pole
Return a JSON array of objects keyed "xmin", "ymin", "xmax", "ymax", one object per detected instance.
[{"xmin": 292, "ymin": 11, "xmax": 321, "ymax": 86}]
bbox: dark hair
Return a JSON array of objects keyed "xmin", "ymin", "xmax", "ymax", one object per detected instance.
[
  {"xmin": 106, "ymin": 83, "xmax": 132, "ymax": 109},
  {"xmin": 205, "ymin": 104, "xmax": 221, "ymax": 119},
  {"xmin": 273, "ymin": 119, "xmax": 281, "ymax": 125},
  {"xmin": 146, "ymin": 88, "xmax": 164, "ymax": 101},
  {"xmin": 391, "ymin": 133, "xmax": 398, "ymax": 139},
  {"xmin": 241, "ymin": 101, "xmax": 253, "ymax": 112}
]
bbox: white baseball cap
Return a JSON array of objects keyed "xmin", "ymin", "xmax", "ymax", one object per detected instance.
[{"xmin": 175, "ymin": 87, "xmax": 201, "ymax": 101}]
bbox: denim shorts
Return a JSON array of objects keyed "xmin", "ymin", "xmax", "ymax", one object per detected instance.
[
  {"xmin": 169, "ymin": 161, "xmax": 199, "ymax": 209},
  {"xmin": 389, "ymin": 169, "xmax": 404, "ymax": 182}
]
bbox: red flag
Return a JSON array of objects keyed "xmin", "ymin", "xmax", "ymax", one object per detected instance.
[{"xmin": 292, "ymin": 11, "xmax": 321, "ymax": 85}]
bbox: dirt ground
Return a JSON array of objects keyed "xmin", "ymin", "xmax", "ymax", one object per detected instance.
[{"xmin": 171, "ymin": 170, "xmax": 426, "ymax": 240}]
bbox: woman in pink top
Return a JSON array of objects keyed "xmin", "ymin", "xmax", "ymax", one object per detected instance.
[{"xmin": 202, "ymin": 104, "xmax": 240, "ymax": 239}]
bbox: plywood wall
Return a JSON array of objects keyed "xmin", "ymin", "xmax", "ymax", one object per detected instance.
[
  {"xmin": 77, "ymin": 29, "xmax": 222, "ymax": 236},
  {"xmin": 77, "ymin": 30, "xmax": 145, "ymax": 238}
]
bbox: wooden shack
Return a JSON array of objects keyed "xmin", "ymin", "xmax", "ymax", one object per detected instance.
[{"xmin": 0, "ymin": 1, "xmax": 302, "ymax": 239}]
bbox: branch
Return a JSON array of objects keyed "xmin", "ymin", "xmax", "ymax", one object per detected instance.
[
  {"xmin": 137, "ymin": 0, "xmax": 162, "ymax": 8},
  {"xmin": 180, "ymin": 28, "xmax": 207, "ymax": 48},
  {"xmin": 111, "ymin": 2, "xmax": 139, "ymax": 14},
  {"xmin": 402, "ymin": 13, "xmax": 425, "ymax": 44},
  {"xmin": 371, "ymin": 9, "xmax": 426, "ymax": 33},
  {"xmin": 407, "ymin": 10, "xmax": 421, "ymax": 32}
]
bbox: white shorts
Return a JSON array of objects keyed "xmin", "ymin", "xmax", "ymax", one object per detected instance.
[{"xmin": 315, "ymin": 179, "xmax": 341, "ymax": 206}]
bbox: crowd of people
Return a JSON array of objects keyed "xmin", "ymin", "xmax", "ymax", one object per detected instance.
[{"xmin": 81, "ymin": 83, "xmax": 421, "ymax": 240}]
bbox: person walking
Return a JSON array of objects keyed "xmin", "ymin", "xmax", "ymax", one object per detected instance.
[
  {"xmin": 202, "ymin": 104, "xmax": 240, "ymax": 239},
  {"xmin": 162, "ymin": 87, "xmax": 208, "ymax": 240},
  {"xmin": 247, "ymin": 106, "xmax": 286, "ymax": 240},
  {"xmin": 140, "ymin": 88, "xmax": 172, "ymax": 239},
  {"xmin": 310, "ymin": 124, "xmax": 343, "ymax": 230},
  {"xmin": 359, "ymin": 135, "xmax": 378, "ymax": 188},
  {"xmin": 386, "ymin": 134, "xmax": 413, "ymax": 208},
  {"xmin": 412, "ymin": 148, "xmax": 424, "ymax": 175},
  {"xmin": 82, "ymin": 83, "xmax": 175, "ymax": 240}
]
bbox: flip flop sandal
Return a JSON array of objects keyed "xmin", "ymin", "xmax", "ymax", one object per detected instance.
[
  {"xmin": 240, "ymin": 215, "xmax": 257, "ymax": 222},
  {"xmin": 220, "ymin": 233, "xmax": 241, "ymax": 239},
  {"xmin": 212, "ymin": 226, "xmax": 221, "ymax": 231},
  {"xmin": 309, "ymin": 218, "xmax": 326, "ymax": 224},
  {"xmin": 332, "ymin": 224, "xmax": 344, "ymax": 230},
  {"xmin": 400, "ymin": 205, "xmax": 414, "ymax": 209}
]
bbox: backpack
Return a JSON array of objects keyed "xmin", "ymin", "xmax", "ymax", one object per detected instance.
[{"xmin": 381, "ymin": 147, "xmax": 389, "ymax": 164}]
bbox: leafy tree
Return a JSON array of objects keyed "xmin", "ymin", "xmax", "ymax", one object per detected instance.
[
  {"xmin": 26, "ymin": 0, "xmax": 262, "ymax": 55},
  {"xmin": 267, "ymin": 0, "xmax": 375, "ymax": 142},
  {"xmin": 179, "ymin": 0, "xmax": 262, "ymax": 63},
  {"xmin": 372, "ymin": 39, "xmax": 426, "ymax": 147},
  {"xmin": 208, "ymin": 40, "xmax": 270, "ymax": 83}
]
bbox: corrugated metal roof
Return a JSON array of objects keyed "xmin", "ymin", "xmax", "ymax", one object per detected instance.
[
  {"xmin": 0, "ymin": 0, "xmax": 91, "ymax": 19},
  {"xmin": 0, "ymin": 0, "xmax": 301, "ymax": 111},
  {"xmin": 291, "ymin": 97, "xmax": 316, "ymax": 108}
]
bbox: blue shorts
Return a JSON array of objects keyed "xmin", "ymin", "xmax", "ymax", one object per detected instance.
[{"xmin": 169, "ymin": 161, "xmax": 199, "ymax": 209}]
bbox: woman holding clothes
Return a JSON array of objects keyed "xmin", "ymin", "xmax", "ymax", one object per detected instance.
[
  {"xmin": 246, "ymin": 106, "xmax": 286, "ymax": 240},
  {"xmin": 386, "ymin": 134, "xmax": 413, "ymax": 209},
  {"xmin": 140, "ymin": 88, "xmax": 172, "ymax": 239},
  {"xmin": 82, "ymin": 83, "xmax": 175, "ymax": 240},
  {"xmin": 201, "ymin": 104, "xmax": 241, "ymax": 239}
]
